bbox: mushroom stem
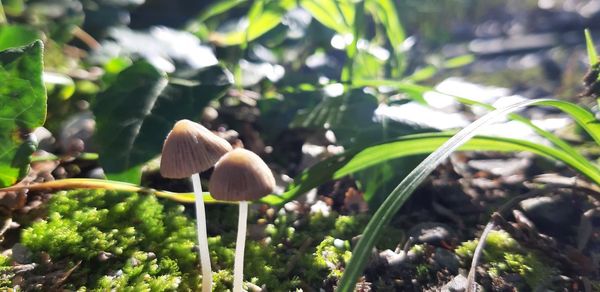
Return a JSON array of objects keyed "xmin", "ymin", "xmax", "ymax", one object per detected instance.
[
  {"xmin": 233, "ymin": 201, "xmax": 248, "ymax": 292},
  {"xmin": 192, "ymin": 173, "xmax": 212, "ymax": 292}
]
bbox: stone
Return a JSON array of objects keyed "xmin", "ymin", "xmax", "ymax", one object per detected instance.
[
  {"xmin": 408, "ymin": 222, "xmax": 455, "ymax": 245},
  {"xmin": 433, "ymin": 248, "xmax": 460, "ymax": 274}
]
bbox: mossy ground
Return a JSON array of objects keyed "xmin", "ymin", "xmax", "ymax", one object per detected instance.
[
  {"xmin": 15, "ymin": 190, "xmax": 381, "ymax": 291},
  {"xmin": 455, "ymin": 230, "xmax": 557, "ymax": 290},
  {"xmin": 11, "ymin": 190, "xmax": 572, "ymax": 291}
]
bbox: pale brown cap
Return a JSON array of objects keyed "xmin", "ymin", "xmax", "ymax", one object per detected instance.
[
  {"xmin": 160, "ymin": 119, "xmax": 233, "ymax": 178},
  {"xmin": 208, "ymin": 148, "xmax": 275, "ymax": 201}
]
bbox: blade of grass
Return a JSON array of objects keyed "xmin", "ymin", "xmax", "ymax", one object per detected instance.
[
  {"xmin": 354, "ymin": 79, "xmax": 597, "ymax": 169},
  {"xmin": 336, "ymin": 98, "xmax": 571, "ymax": 291},
  {"xmin": 341, "ymin": 0, "xmax": 364, "ymax": 84},
  {"xmin": 585, "ymin": 29, "xmax": 598, "ymax": 66},
  {"xmin": 300, "ymin": 0, "xmax": 353, "ymax": 34},
  {"xmin": 365, "ymin": 0, "xmax": 406, "ymax": 76}
]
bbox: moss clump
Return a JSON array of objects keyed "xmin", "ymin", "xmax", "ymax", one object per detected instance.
[
  {"xmin": 0, "ymin": 254, "xmax": 12, "ymax": 287},
  {"xmin": 21, "ymin": 190, "xmax": 200, "ymax": 290},
  {"xmin": 314, "ymin": 236, "xmax": 352, "ymax": 278},
  {"xmin": 19, "ymin": 190, "xmax": 398, "ymax": 290},
  {"xmin": 455, "ymin": 230, "xmax": 556, "ymax": 289},
  {"xmin": 95, "ymin": 251, "xmax": 184, "ymax": 291}
]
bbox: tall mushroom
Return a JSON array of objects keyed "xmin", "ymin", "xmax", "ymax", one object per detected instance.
[
  {"xmin": 209, "ymin": 148, "xmax": 275, "ymax": 292},
  {"xmin": 160, "ymin": 119, "xmax": 232, "ymax": 292}
]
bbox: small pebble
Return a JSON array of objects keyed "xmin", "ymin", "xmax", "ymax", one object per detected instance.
[
  {"xmin": 333, "ymin": 238, "xmax": 345, "ymax": 249},
  {"xmin": 408, "ymin": 222, "xmax": 455, "ymax": 245}
]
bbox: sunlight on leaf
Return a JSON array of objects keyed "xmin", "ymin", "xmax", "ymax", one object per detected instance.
[{"xmin": 209, "ymin": 0, "xmax": 296, "ymax": 46}]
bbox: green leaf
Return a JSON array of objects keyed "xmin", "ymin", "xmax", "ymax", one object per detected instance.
[
  {"xmin": 0, "ymin": 40, "xmax": 46, "ymax": 187},
  {"xmin": 337, "ymin": 98, "xmax": 600, "ymax": 291},
  {"xmin": 209, "ymin": 0, "xmax": 296, "ymax": 46},
  {"xmin": 0, "ymin": 25, "xmax": 41, "ymax": 52},
  {"xmin": 301, "ymin": 0, "xmax": 354, "ymax": 34},
  {"xmin": 291, "ymin": 89, "xmax": 400, "ymax": 146},
  {"xmin": 106, "ymin": 165, "xmax": 141, "ymax": 185},
  {"xmin": 92, "ymin": 61, "xmax": 233, "ymax": 183},
  {"xmin": 585, "ymin": 29, "xmax": 598, "ymax": 66},
  {"xmin": 365, "ymin": 0, "xmax": 406, "ymax": 76},
  {"xmin": 197, "ymin": 0, "xmax": 247, "ymax": 22}
]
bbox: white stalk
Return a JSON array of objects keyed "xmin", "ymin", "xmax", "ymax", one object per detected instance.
[
  {"xmin": 192, "ymin": 173, "xmax": 212, "ymax": 292},
  {"xmin": 233, "ymin": 201, "xmax": 248, "ymax": 292}
]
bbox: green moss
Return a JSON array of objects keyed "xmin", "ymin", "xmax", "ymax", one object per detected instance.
[
  {"xmin": 455, "ymin": 230, "xmax": 556, "ymax": 289},
  {"xmin": 0, "ymin": 254, "xmax": 12, "ymax": 287},
  {"xmin": 19, "ymin": 190, "xmax": 379, "ymax": 290},
  {"xmin": 415, "ymin": 264, "xmax": 430, "ymax": 281},
  {"xmin": 409, "ymin": 244, "xmax": 425, "ymax": 256},
  {"xmin": 95, "ymin": 252, "xmax": 184, "ymax": 291},
  {"xmin": 314, "ymin": 236, "xmax": 352, "ymax": 278},
  {"xmin": 21, "ymin": 190, "xmax": 200, "ymax": 290},
  {"xmin": 212, "ymin": 269, "xmax": 234, "ymax": 291},
  {"xmin": 332, "ymin": 215, "xmax": 368, "ymax": 239}
]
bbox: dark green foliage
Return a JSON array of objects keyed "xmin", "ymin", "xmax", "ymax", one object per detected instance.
[
  {"xmin": 0, "ymin": 40, "xmax": 46, "ymax": 187},
  {"xmin": 92, "ymin": 60, "xmax": 233, "ymax": 183},
  {"xmin": 0, "ymin": 25, "xmax": 41, "ymax": 51}
]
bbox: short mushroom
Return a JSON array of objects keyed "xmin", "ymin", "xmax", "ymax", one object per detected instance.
[
  {"xmin": 160, "ymin": 119, "xmax": 232, "ymax": 292},
  {"xmin": 208, "ymin": 148, "xmax": 275, "ymax": 292}
]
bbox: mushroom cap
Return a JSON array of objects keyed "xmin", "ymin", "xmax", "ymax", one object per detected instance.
[
  {"xmin": 160, "ymin": 119, "xmax": 232, "ymax": 178},
  {"xmin": 208, "ymin": 148, "xmax": 275, "ymax": 201}
]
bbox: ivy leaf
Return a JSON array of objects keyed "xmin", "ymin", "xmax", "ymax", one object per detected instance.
[
  {"xmin": 0, "ymin": 25, "xmax": 41, "ymax": 52},
  {"xmin": 0, "ymin": 40, "xmax": 47, "ymax": 187},
  {"xmin": 92, "ymin": 61, "xmax": 233, "ymax": 183}
]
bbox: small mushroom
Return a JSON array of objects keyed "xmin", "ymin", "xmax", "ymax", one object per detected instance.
[
  {"xmin": 209, "ymin": 148, "xmax": 275, "ymax": 292},
  {"xmin": 161, "ymin": 119, "xmax": 232, "ymax": 292}
]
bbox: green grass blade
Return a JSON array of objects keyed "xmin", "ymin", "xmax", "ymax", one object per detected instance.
[
  {"xmin": 365, "ymin": 0, "xmax": 406, "ymax": 76},
  {"xmin": 333, "ymin": 133, "xmax": 600, "ymax": 183},
  {"xmin": 336, "ymin": 98, "xmax": 585, "ymax": 291},
  {"xmin": 260, "ymin": 132, "xmax": 600, "ymax": 206},
  {"xmin": 535, "ymin": 99, "xmax": 600, "ymax": 145},
  {"xmin": 341, "ymin": 0, "xmax": 364, "ymax": 83},
  {"xmin": 585, "ymin": 29, "xmax": 598, "ymax": 66},
  {"xmin": 353, "ymin": 79, "xmax": 595, "ymax": 168},
  {"xmin": 300, "ymin": 0, "xmax": 353, "ymax": 34}
]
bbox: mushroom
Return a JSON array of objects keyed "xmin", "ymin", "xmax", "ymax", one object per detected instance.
[
  {"xmin": 209, "ymin": 148, "xmax": 275, "ymax": 292},
  {"xmin": 160, "ymin": 119, "xmax": 232, "ymax": 292}
]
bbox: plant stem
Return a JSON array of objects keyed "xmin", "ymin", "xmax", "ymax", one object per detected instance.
[
  {"xmin": 192, "ymin": 173, "xmax": 212, "ymax": 292},
  {"xmin": 233, "ymin": 201, "xmax": 248, "ymax": 292},
  {"xmin": 466, "ymin": 222, "xmax": 494, "ymax": 292},
  {"xmin": 0, "ymin": 0, "xmax": 6, "ymax": 25}
]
